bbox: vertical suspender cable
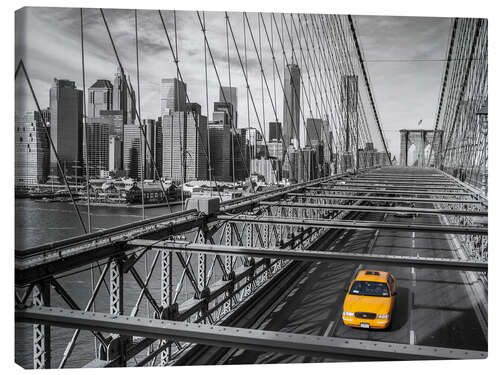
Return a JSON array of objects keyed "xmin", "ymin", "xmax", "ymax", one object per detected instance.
[
  {"xmin": 202, "ymin": 12, "xmax": 212, "ymax": 196},
  {"xmin": 16, "ymin": 62, "xmax": 88, "ymax": 231},
  {"xmin": 157, "ymin": 10, "xmax": 223, "ymax": 202},
  {"xmin": 224, "ymin": 13, "xmax": 280, "ymax": 185},
  {"xmin": 347, "ymin": 15, "xmax": 391, "ymax": 164},
  {"xmin": 135, "ymin": 10, "xmax": 145, "ymax": 222},
  {"xmin": 259, "ymin": 15, "xmax": 266, "ymax": 143},
  {"xmin": 79, "ymin": 8, "xmax": 96, "ymax": 358},
  {"xmin": 80, "ymin": 10, "xmax": 91, "ymax": 233},
  {"xmin": 174, "ymin": 10, "xmax": 185, "ymax": 209},
  {"xmin": 245, "ymin": 13, "xmax": 310, "ymax": 184},
  {"xmin": 244, "ymin": 14, "xmax": 251, "ymax": 175},
  {"xmin": 225, "ymin": 15, "xmax": 236, "ymax": 183},
  {"xmin": 100, "ymin": 9, "xmax": 172, "ymax": 213},
  {"xmin": 134, "ymin": 9, "xmax": 151, "ymax": 349},
  {"xmin": 271, "ymin": 14, "xmax": 277, "ymax": 122}
]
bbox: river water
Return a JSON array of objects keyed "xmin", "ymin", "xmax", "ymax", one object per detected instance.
[{"xmin": 15, "ymin": 199, "xmax": 212, "ymax": 368}]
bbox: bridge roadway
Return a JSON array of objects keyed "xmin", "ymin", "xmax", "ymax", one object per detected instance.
[{"xmin": 183, "ymin": 201, "xmax": 487, "ymax": 364}]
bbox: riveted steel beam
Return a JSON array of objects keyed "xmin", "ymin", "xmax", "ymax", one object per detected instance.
[
  {"xmin": 307, "ymin": 187, "xmax": 475, "ymax": 196},
  {"xmin": 289, "ymin": 193, "xmax": 486, "ymax": 205},
  {"xmin": 258, "ymin": 202, "xmax": 488, "ymax": 217},
  {"xmin": 16, "ymin": 307, "xmax": 487, "ymax": 361},
  {"xmin": 127, "ymin": 240, "xmax": 488, "ymax": 272},
  {"xmin": 217, "ymin": 215, "xmax": 487, "ymax": 236}
]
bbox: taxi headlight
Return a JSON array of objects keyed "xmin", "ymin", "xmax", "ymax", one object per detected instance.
[
  {"xmin": 377, "ymin": 314, "xmax": 389, "ymax": 319},
  {"xmin": 343, "ymin": 311, "xmax": 354, "ymax": 317}
]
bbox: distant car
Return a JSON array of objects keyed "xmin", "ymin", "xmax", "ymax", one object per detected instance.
[
  {"xmin": 393, "ymin": 202, "xmax": 415, "ymax": 218},
  {"xmin": 342, "ymin": 270, "xmax": 397, "ymax": 329}
]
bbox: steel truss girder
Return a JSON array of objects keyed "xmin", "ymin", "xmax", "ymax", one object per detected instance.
[
  {"xmin": 350, "ymin": 175, "xmax": 448, "ymax": 181},
  {"xmin": 127, "ymin": 240, "xmax": 487, "ymax": 272},
  {"xmin": 436, "ymin": 167, "xmax": 488, "ymax": 204},
  {"xmin": 289, "ymin": 193, "xmax": 486, "ymax": 205},
  {"xmin": 307, "ymin": 187, "xmax": 476, "ymax": 197},
  {"xmin": 330, "ymin": 183, "xmax": 463, "ymax": 190},
  {"xmin": 258, "ymin": 202, "xmax": 488, "ymax": 217},
  {"xmin": 15, "ymin": 172, "xmax": 352, "ymax": 287},
  {"xmin": 348, "ymin": 179, "xmax": 451, "ymax": 184},
  {"xmin": 32, "ymin": 282, "xmax": 50, "ymax": 369},
  {"xmin": 15, "ymin": 215, "xmax": 210, "ymax": 287},
  {"xmin": 16, "ymin": 306, "xmax": 486, "ymax": 361},
  {"xmin": 217, "ymin": 215, "xmax": 487, "ymax": 236}
]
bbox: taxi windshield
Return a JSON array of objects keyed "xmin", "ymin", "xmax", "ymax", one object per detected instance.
[{"xmin": 349, "ymin": 281, "xmax": 390, "ymax": 297}]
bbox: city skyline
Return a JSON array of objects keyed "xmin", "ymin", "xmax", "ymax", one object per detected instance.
[{"xmin": 15, "ymin": 8, "xmax": 452, "ymax": 158}]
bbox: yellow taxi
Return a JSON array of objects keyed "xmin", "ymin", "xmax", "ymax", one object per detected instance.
[{"xmin": 342, "ymin": 270, "xmax": 396, "ymax": 329}]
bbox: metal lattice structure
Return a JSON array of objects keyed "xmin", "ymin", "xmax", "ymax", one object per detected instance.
[
  {"xmin": 15, "ymin": 167, "xmax": 488, "ymax": 367},
  {"xmin": 430, "ymin": 18, "xmax": 488, "ymax": 193}
]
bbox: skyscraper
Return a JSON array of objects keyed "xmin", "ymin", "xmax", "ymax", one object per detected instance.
[
  {"xmin": 108, "ymin": 135, "xmax": 122, "ymax": 174},
  {"xmin": 306, "ymin": 118, "xmax": 322, "ymax": 145},
  {"xmin": 219, "ymin": 86, "xmax": 237, "ymax": 127},
  {"xmin": 143, "ymin": 119, "xmax": 162, "ymax": 180},
  {"xmin": 246, "ymin": 127, "xmax": 264, "ymax": 159},
  {"xmin": 160, "ymin": 78, "xmax": 187, "ymax": 116},
  {"xmin": 113, "ymin": 67, "xmax": 136, "ymax": 124},
  {"xmin": 15, "ymin": 111, "xmax": 50, "ymax": 186},
  {"xmin": 83, "ymin": 122, "xmax": 110, "ymax": 178},
  {"xmin": 233, "ymin": 128, "xmax": 249, "ymax": 181},
  {"xmin": 185, "ymin": 111, "xmax": 208, "ymax": 182},
  {"xmin": 162, "ymin": 112, "xmax": 184, "ymax": 182},
  {"xmin": 123, "ymin": 123, "xmax": 143, "ymax": 179},
  {"xmin": 162, "ymin": 107, "xmax": 207, "ymax": 183},
  {"xmin": 154, "ymin": 117, "xmax": 163, "ymax": 179},
  {"xmin": 269, "ymin": 121, "xmax": 282, "ymax": 142},
  {"xmin": 267, "ymin": 141, "xmax": 283, "ymax": 160},
  {"xmin": 208, "ymin": 121, "xmax": 232, "ymax": 182},
  {"xmin": 341, "ymin": 75, "xmax": 358, "ymax": 153},
  {"xmin": 98, "ymin": 110, "xmax": 124, "ymax": 138},
  {"xmin": 49, "ymin": 78, "xmax": 83, "ymax": 178},
  {"xmin": 88, "ymin": 79, "xmax": 113, "ymax": 118},
  {"xmin": 283, "ymin": 64, "xmax": 300, "ymax": 149}
]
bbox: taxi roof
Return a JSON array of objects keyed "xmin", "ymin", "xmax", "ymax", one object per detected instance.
[{"xmin": 355, "ymin": 270, "xmax": 390, "ymax": 282}]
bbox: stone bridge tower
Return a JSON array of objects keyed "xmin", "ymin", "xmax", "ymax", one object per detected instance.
[{"xmin": 399, "ymin": 129, "xmax": 444, "ymax": 167}]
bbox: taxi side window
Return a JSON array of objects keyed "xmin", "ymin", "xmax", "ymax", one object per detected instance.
[{"xmin": 387, "ymin": 276, "xmax": 394, "ymax": 293}]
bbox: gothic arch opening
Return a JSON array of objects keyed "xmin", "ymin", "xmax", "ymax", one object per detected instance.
[
  {"xmin": 407, "ymin": 143, "xmax": 417, "ymax": 166},
  {"xmin": 424, "ymin": 144, "xmax": 432, "ymax": 165}
]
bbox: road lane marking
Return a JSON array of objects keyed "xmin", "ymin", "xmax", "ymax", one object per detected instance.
[
  {"xmin": 323, "ymin": 320, "xmax": 336, "ymax": 337},
  {"xmin": 411, "ymin": 231, "xmax": 416, "ymax": 248},
  {"xmin": 411, "ymin": 267, "xmax": 416, "ymax": 286},
  {"xmin": 408, "ymin": 291, "xmax": 415, "ymax": 346}
]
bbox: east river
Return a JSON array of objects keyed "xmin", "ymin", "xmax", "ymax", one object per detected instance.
[{"xmin": 15, "ymin": 199, "xmax": 211, "ymax": 368}]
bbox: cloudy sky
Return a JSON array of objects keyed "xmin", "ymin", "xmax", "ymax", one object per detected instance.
[{"xmin": 15, "ymin": 7, "xmax": 452, "ymax": 160}]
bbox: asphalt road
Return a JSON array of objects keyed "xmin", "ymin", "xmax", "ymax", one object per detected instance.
[{"xmin": 224, "ymin": 203, "xmax": 487, "ymax": 364}]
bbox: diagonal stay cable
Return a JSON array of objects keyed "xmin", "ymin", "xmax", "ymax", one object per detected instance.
[
  {"xmin": 240, "ymin": 12, "xmax": 310, "ymax": 183},
  {"xmin": 157, "ymin": 10, "xmax": 224, "ymax": 201},
  {"xmin": 346, "ymin": 15, "xmax": 391, "ymax": 164},
  {"xmin": 198, "ymin": 11, "xmax": 279, "ymax": 186},
  {"xmin": 100, "ymin": 8, "xmax": 172, "ymax": 213},
  {"xmin": 15, "ymin": 60, "xmax": 88, "ymax": 233},
  {"xmin": 196, "ymin": 11, "xmax": 260, "ymax": 188}
]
